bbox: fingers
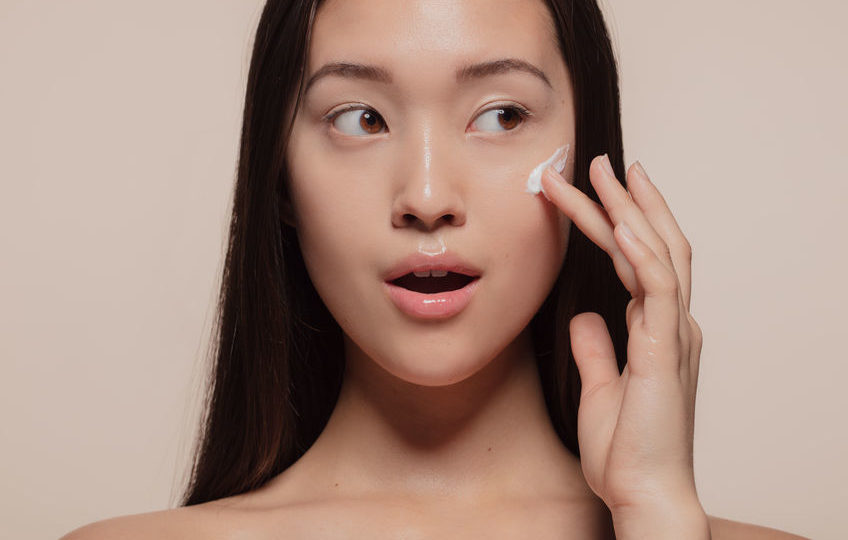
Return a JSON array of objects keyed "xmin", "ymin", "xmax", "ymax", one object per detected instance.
[
  {"xmin": 588, "ymin": 157, "xmax": 693, "ymax": 366},
  {"xmin": 590, "ymin": 156, "xmax": 676, "ymax": 277},
  {"xmin": 570, "ymin": 312, "xmax": 620, "ymax": 397},
  {"xmin": 614, "ymin": 221, "xmax": 681, "ymax": 376},
  {"xmin": 540, "ymin": 154, "xmax": 695, "ymax": 380},
  {"xmin": 622, "ymin": 162, "xmax": 698, "ymax": 387},
  {"xmin": 541, "ymin": 167, "xmax": 639, "ymax": 294},
  {"xmin": 625, "ymin": 162, "xmax": 693, "ymax": 311}
]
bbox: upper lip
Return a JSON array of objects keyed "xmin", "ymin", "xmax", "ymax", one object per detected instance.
[{"xmin": 383, "ymin": 252, "xmax": 483, "ymax": 282}]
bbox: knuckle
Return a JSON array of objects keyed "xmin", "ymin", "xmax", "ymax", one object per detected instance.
[
  {"xmin": 677, "ymin": 238, "xmax": 693, "ymax": 261},
  {"xmin": 687, "ymin": 314, "xmax": 703, "ymax": 347},
  {"xmin": 653, "ymin": 267, "xmax": 679, "ymax": 295}
]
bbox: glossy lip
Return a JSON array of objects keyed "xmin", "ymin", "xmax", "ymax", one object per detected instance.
[{"xmin": 382, "ymin": 252, "xmax": 483, "ymax": 321}]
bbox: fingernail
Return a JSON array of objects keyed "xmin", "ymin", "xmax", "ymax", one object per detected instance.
[
  {"xmin": 633, "ymin": 160, "xmax": 650, "ymax": 182},
  {"xmin": 601, "ymin": 154, "xmax": 615, "ymax": 177}
]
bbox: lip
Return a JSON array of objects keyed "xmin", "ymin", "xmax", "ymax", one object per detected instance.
[
  {"xmin": 383, "ymin": 252, "xmax": 482, "ymax": 320},
  {"xmin": 382, "ymin": 252, "xmax": 483, "ymax": 283}
]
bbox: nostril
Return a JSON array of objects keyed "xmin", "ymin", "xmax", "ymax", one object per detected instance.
[{"xmin": 400, "ymin": 213, "xmax": 456, "ymax": 228}]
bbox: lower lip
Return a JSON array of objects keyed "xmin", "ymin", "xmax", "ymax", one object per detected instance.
[{"xmin": 384, "ymin": 278, "xmax": 480, "ymax": 320}]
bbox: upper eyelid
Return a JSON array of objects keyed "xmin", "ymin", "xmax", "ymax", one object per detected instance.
[
  {"xmin": 323, "ymin": 103, "xmax": 374, "ymax": 122},
  {"xmin": 478, "ymin": 102, "xmax": 533, "ymax": 120}
]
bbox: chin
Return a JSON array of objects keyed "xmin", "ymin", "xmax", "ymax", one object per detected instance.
[
  {"xmin": 336, "ymin": 272, "xmax": 552, "ymax": 388},
  {"xmin": 381, "ymin": 351, "xmax": 490, "ymax": 387},
  {"xmin": 345, "ymin": 330, "xmax": 502, "ymax": 388}
]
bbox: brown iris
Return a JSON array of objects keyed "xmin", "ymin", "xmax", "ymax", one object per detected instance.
[
  {"xmin": 496, "ymin": 108, "xmax": 521, "ymax": 130},
  {"xmin": 359, "ymin": 110, "xmax": 385, "ymax": 134}
]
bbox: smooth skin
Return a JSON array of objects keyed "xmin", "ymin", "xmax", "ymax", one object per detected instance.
[
  {"xmin": 62, "ymin": 161, "xmax": 809, "ymax": 540},
  {"xmin": 62, "ymin": 0, "xmax": 807, "ymax": 538}
]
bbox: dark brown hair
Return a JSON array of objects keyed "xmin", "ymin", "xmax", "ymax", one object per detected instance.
[{"xmin": 181, "ymin": 0, "xmax": 630, "ymax": 506}]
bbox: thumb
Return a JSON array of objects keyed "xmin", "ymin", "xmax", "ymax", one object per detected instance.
[{"xmin": 570, "ymin": 312, "xmax": 619, "ymax": 397}]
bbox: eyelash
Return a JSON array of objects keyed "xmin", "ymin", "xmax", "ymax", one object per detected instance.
[{"xmin": 321, "ymin": 103, "xmax": 533, "ymax": 134}]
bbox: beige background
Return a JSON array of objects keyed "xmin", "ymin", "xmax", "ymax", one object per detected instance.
[{"xmin": 1, "ymin": 1, "xmax": 845, "ymax": 538}]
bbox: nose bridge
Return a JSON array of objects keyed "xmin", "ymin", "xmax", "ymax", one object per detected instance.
[{"xmin": 391, "ymin": 115, "xmax": 466, "ymax": 230}]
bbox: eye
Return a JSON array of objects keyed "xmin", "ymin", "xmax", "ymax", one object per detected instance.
[
  {"xmin": 471, "ymin": 105, "xmax": 530, "ymax": 133},
  {"xmin": 327, "ymin": 106, "xmax": 387, "ymax": 136}
]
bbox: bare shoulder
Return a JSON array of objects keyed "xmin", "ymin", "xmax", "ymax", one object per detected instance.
[
  {"xmin": 708, "ymin": 515, "xmax": 809, "ymax": 540},
  {"xmin": 60, "ymin": 508, "xmax": 189, "ymax": 540},
  {"xmin": 59, "ymin": 501, "xmax": 249, "ymax": 540}
]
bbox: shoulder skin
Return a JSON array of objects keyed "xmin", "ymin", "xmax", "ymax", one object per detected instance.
[
  {"xmin": 708, "ymin": 515, "xmax": 810, "ymax": 540},
  {"xmin": 59, "ymin": 506, "xmax": 228, "ymax": 540},
  {"xmin": 61, "ymin": 508, "xmax": 810, "ymax": 539}
]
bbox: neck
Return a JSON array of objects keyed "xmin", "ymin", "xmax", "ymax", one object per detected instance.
[{"xmin": 265, "ymin": 328, "xmax": 596, "ymax": 505}]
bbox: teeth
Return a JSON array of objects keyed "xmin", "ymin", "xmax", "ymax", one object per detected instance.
[{"xmin": 412, "ymin": 269, "xmax": 449, "ymax": 278}]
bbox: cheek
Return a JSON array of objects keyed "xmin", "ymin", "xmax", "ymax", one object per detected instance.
[
  {"xmin": 287, "ymin": 128, "xmax": 359, "ymax": 262},
  {"xmin": 286, "ymin": 149, "xmax": 390, "ymax": 330},
  {"xmin": 290, "ymin": 168, "xmax": 346, "ymax": 257},
  {"xmin": 481, "ymin": 185, "xmax": 570, "ymax": 306},
  {"xmin": 291, "ymin": 177, "xmax": 374, "ymax": 287}
]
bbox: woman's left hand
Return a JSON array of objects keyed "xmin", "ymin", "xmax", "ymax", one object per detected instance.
[{"xmin": 540, "ymin": 155, "xmax": 709, "ymax": 537}]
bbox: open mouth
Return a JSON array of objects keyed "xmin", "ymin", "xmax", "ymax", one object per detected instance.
[{"xmin": 390, "ymin": 272, "xmax": 478, "ymax": 294}]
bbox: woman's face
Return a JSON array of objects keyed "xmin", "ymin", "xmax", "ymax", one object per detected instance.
[{"xmin": 287, "ymin": 0, "xmax": 575, "ymax": 386}]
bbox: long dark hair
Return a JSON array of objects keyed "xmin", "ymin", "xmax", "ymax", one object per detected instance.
[{"xmin": 181, "ymin": 0, "xmax": 629, "ymax": 506}]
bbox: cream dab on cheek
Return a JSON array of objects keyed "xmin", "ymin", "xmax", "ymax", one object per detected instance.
[{"xmin": 525, "ymin": 143, "xmax": 570, "ymax": 196}]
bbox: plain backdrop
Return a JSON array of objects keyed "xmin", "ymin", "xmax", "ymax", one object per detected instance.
[{"xmin": 1, "ymin": 1, "xmax": 845, "ymax": 538}]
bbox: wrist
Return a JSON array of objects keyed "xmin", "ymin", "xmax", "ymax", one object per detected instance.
[{"xmin": 610, "ymin": 495, "xmax": 710, "ymax": 540}]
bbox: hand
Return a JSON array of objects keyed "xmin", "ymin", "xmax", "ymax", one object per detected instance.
[{"xmin": 540, "ymin": 155, "xmax": 705, "ymax": 522}]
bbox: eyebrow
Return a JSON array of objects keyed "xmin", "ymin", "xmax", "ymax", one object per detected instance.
[{"xmin": 302, "ymin": 58, "xmax": 553, "ymax": 95}]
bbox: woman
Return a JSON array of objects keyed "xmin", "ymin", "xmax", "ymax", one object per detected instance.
[{"xmin": 64, "ymin": 0, "xmax": 806, "ymax": 538}]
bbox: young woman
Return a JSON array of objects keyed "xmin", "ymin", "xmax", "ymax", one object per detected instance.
[{"xmin": 64, "ymin": 0, "xmax": 806, "ymax": 538}]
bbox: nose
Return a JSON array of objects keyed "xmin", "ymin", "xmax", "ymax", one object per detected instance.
[{"xmin": 390, "ymin": 125, "xmax": 467, "ymax": 231}]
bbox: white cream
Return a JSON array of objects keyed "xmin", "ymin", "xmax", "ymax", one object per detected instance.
[
  {"xmin": 418, "ymin": 235, "xmax": 446, "ymax": 256},
  {"xmin": 525, "ymin": 144, "xmax": 569, "ymax": 195}
]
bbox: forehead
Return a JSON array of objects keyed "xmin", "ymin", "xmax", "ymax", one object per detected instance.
[{"xmin": 308, "ymin": 0, "xmax": 562, "ymax": 83}]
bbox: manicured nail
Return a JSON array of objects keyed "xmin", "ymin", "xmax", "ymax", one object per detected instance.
[
  {"xmin": 601, "ymin": 154, "xmax": 615, "ymax": 177},
  {"xmin": 633, "ymin": 160, "xmax": 650, "ymax": 183}
]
